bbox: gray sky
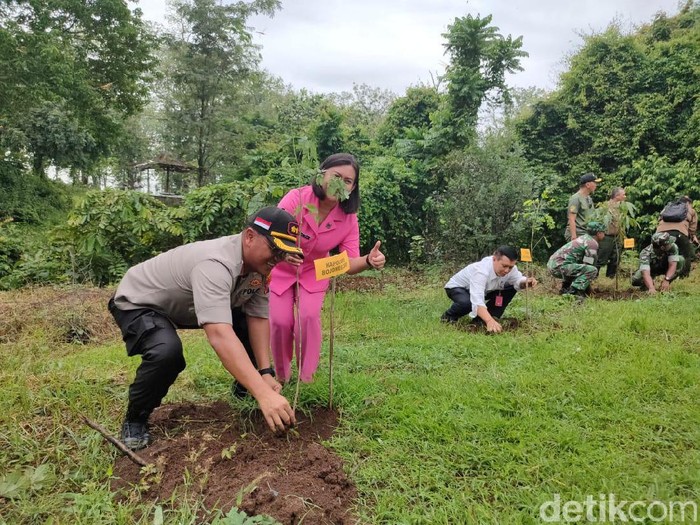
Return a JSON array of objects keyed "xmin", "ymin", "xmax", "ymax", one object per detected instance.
[{"xmin": 138, "ymin": 0, "xmax": 683, "ymax": 95}]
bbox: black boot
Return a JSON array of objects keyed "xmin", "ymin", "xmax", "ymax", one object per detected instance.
[{"xmin": 559, "ymin": 278, "xmax": 574, "ymax": 295}]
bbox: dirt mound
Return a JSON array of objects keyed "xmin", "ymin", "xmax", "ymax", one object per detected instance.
[
  {"xmin": 111, "ymin": 402, "xmax": 358, "ymax": 524},
  {"xmin": 589, "ymin": 288, "xmax": 642, "ymax": 300},
  {"xmin": 333, "ymin": 268, "xmax": 433, "ymax": 294}
]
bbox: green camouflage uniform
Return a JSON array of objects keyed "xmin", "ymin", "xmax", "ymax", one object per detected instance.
[
  {"xmin": 631, "ymin": 242, "xmax": 685, "ymax": 288},
  {"xmin": 547, "ymin": 234, "xmax": 600, "ymax": 292}
]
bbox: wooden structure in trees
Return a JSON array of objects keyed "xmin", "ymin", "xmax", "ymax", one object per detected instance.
[{"xmin": 132, "ymin": 153, "xmax": 196, "ymax": 194}]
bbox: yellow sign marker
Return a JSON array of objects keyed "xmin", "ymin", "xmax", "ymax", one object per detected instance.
[
  {"xmin": 315, "ymin": 251, "xmax": 350, "ymax": 280},
  {"xmin": 623, "ymin": 238, "xmax": 635, "ymax": 249},
  {"xmin": 520, "ymin": 248, "xmax": 532, "ymax": 262}
]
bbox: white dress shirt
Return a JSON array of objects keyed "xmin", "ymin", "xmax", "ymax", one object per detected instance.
[{"xmin": 444, "ymin": 256, "xmax": 526, "ymax": 318}]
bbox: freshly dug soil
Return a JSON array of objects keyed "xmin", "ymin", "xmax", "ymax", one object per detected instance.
[
  {"xmin": 455, "ymin": 317, "xmax": 522, "ymax": 333},
  {"xmin": 111, "ymin": 402, "xmax": 358, "ymax": 524},
  {"xmin": 588, "ymin": 288, "xmax": 643, "ymax": 300}
]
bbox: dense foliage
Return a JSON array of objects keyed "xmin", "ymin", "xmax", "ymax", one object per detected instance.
[
  {"xmin": 515, "ymin": 1, "xmax": 700, "ymax": 235},
  {"xmin": 1, "ymin": 1, "xmax": 698, "ymax": 287},
  {"xmin": 0, "ymin": 0, "xmax": 157, "ymax": 178}
]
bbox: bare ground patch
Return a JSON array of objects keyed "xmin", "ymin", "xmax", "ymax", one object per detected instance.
[
  {"xmin": 0, "ymin": 286, "xmax": 118, "ymax": 344},
  {"xmin": 110, "ymin": 401, "xmax": 358, "ymax": 525}
]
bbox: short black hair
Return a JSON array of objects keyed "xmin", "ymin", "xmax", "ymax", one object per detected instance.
[
  {"xmin": 494, "ymin": 245, "xmax": 518, "ymax": 261},
  {"xmin": 311, "ymin": 153, "xmax": 360, "ymax": 214}
]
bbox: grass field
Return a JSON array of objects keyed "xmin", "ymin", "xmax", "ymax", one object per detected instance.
[{"xmin": 1, "ymin": 268, "xmax": 699, "ymax": 524}]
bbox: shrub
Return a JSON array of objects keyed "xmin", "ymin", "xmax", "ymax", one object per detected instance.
[
  {"xmin": 0, "ymin": 160, "xmax": 69, "ymax": 223},
  {"xmin": 427, "ymin": 145, "xmax": 539, "ymax": 262},
  {"xmin": 180, "ymin": 177, "xmax": 284, "ymax": 242},
  {"xmin": 359, "ymin": 157, "xmax": 417, "ymax": 261}
]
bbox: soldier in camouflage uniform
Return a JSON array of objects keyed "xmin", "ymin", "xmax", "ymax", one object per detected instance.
[
  {"xmin": 631, "ymin": 232, "xmax": 685, "ymax": 294},
  {"xmin": 548, "ymin": 221, "xmax": 606, "ymax": 297}
]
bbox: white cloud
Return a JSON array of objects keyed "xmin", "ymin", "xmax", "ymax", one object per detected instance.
[{"xmin": 137, "ymin": 0, "xmax": 683, "ymax": 95}]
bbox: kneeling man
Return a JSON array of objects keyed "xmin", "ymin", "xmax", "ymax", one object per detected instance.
[
  {"xmin": 547, "ymin": 221, "xmax": 605, "ymax": 298},
  {"xmin": 631, "ymin": 232, "xmax": 685, "ymax": 294},
  {"xmin": 441, "ymin": 246, "xmax": 537, "ymax": 333}
]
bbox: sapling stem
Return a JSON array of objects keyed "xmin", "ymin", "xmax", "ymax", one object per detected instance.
[{"xmin": 328, "ymin": 277, "xmax": 336, "ymax": 409}]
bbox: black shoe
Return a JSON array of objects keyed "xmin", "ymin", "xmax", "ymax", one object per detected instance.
[
  {"xmin": 231, "ymin": 380, "xmax": 249, "ymax": 399},
  {"xmin": 564, "ymin": 287, "xmax": 588, "ymax": 302},
  {"xmin": 440, "ymin": 313, "xmax": 457, "ymax": 324},
  {"xmin": 579, "ymin": 286, "xmax": 591, "ymax": 297},
  {"xmin": 559, "ymin": 279, "xmax": 574, "ymax": 295},
  {"xmin": 121, "ymin": 419, "xmax": 150, "ymax": 451}
]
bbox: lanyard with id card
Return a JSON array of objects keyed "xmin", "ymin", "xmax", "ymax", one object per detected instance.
[{"xmin": 494, "ymin": 293, "xmax": 503, "ymax": 307}]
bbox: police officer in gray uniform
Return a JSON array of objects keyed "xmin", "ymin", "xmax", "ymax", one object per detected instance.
[{"xmin": 109, "ymin": 206, "xmax": 303, "ymax": 450}]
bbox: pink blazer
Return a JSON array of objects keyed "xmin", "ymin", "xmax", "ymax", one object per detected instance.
[{"xmin": 270, "ymin": 185, "xmax": 360, "ymax": 294}]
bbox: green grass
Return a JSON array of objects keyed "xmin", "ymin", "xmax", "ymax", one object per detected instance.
[{"xmin": 1, "ymin": 269, "xmax": 700, "ymax": 524}]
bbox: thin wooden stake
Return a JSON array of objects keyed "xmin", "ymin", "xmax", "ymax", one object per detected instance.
[
  {"xmin": 83, "ymin": 416, "xmax": 150, "ymax": 467},
  {"xmin": 525, "ymin": 261, "xmax": 530, "ymax": 320},
  {"xmin": 328, "ymin": 277, "xmax": 336, "ymax": 409},
  {"xmin": 614, "ymin": 241, "xmax": 620, "ymax": 300},
  {"xmin": 292, "ymin": 274, "xmax": 303, "ymax": 412}
]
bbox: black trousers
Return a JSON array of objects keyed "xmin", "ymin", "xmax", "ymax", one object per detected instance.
[
  {"xmin": 596, "ymin": 234, "xmax": 620, "ymax": 278},
  {"xmin": 443, "ymin": 285, "xmax": 517, "ymax": 322},
  {"xmin": 108, "ymin": 298, "xmax": 256, "ymax": 422}
]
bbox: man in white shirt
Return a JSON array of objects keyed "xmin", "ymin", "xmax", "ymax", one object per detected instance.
[{"xmin": 440, "ymin": 246, "xmax": 537, "ymax": 333}]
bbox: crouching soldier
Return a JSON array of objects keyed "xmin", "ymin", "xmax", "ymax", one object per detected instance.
[
  {"xmin": 547, "ymin": 221, "xmax": 606, "ymax": 298},
  {"xmin": 631, "ymin": 232, "xmax": 685, "ymax": 294}
]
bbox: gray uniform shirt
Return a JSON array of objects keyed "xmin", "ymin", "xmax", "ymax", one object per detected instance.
[{"xmin": 113, "ymin": 234, "xmax": 268, "ymax": 328}]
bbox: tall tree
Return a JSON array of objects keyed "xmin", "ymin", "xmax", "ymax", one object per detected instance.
[
  {"xmin": 376, "ymin": 86, "xmax": 440, "ymax": 147},
  {"xmin": 159, "ymin": 0, "xmax": 280, "ymax": 187},
  {"xmin": 312, "ymin": 104, "xmax": 346, "ymax": 162},
  {"xmin": 516, "ymin": 2, "xmax": 700, "ymax": 177},
  {"xmin": 430, "ymin": 14, "xmax": 527, "ymax": 155},
  {"xmin": 0, "ymin": 0, "xmax": 157, "ymax": 176}
]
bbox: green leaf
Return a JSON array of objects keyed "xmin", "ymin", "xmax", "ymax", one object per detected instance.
[
  {"xmin": 152, "ymin": 505, "xmax": 164, "ymax": 525},
  {"xmin": 0, "ymin": 469, "xmax": 30, "ymax": 499}
]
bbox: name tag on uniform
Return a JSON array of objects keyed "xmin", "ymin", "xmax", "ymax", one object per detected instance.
[
  {"xmin": 314, "ymin": 251, "xmax": 350, "ymax": 280},
  {"xmin": 495, "ymin": 295, "xmax": 503, "ymax": 307}
]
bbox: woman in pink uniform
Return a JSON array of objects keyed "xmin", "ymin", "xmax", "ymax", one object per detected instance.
[{"xmin": 269, "ymin": 153, "xmax": 386, "ymax": 383}]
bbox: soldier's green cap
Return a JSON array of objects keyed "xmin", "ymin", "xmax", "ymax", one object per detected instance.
[
  {"xmin": 586, "ymin": 221, "xmax": 606, "ymax": 234},
  {"xmin": 652, "ymin": 231, "xmax": 676, "ymax": 247}
]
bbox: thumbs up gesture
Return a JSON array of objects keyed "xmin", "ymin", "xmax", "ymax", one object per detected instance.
[{"xmin": 366, "ymin": 240, "xmax": 386, "ymax": 270}]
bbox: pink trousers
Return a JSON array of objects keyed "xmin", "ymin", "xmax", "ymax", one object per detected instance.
[{"xmin": 269, "ymin": 286, "xmax": 326, "ymax": 382}]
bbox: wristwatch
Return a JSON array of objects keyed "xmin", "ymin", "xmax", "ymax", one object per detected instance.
[
  {"xmin": 258, "ymin": 367, "xmax": 276, "ymax": 377},
  {"xmin": 664, "ymin": 276, "xmax": 672, "ymax": 282}
]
